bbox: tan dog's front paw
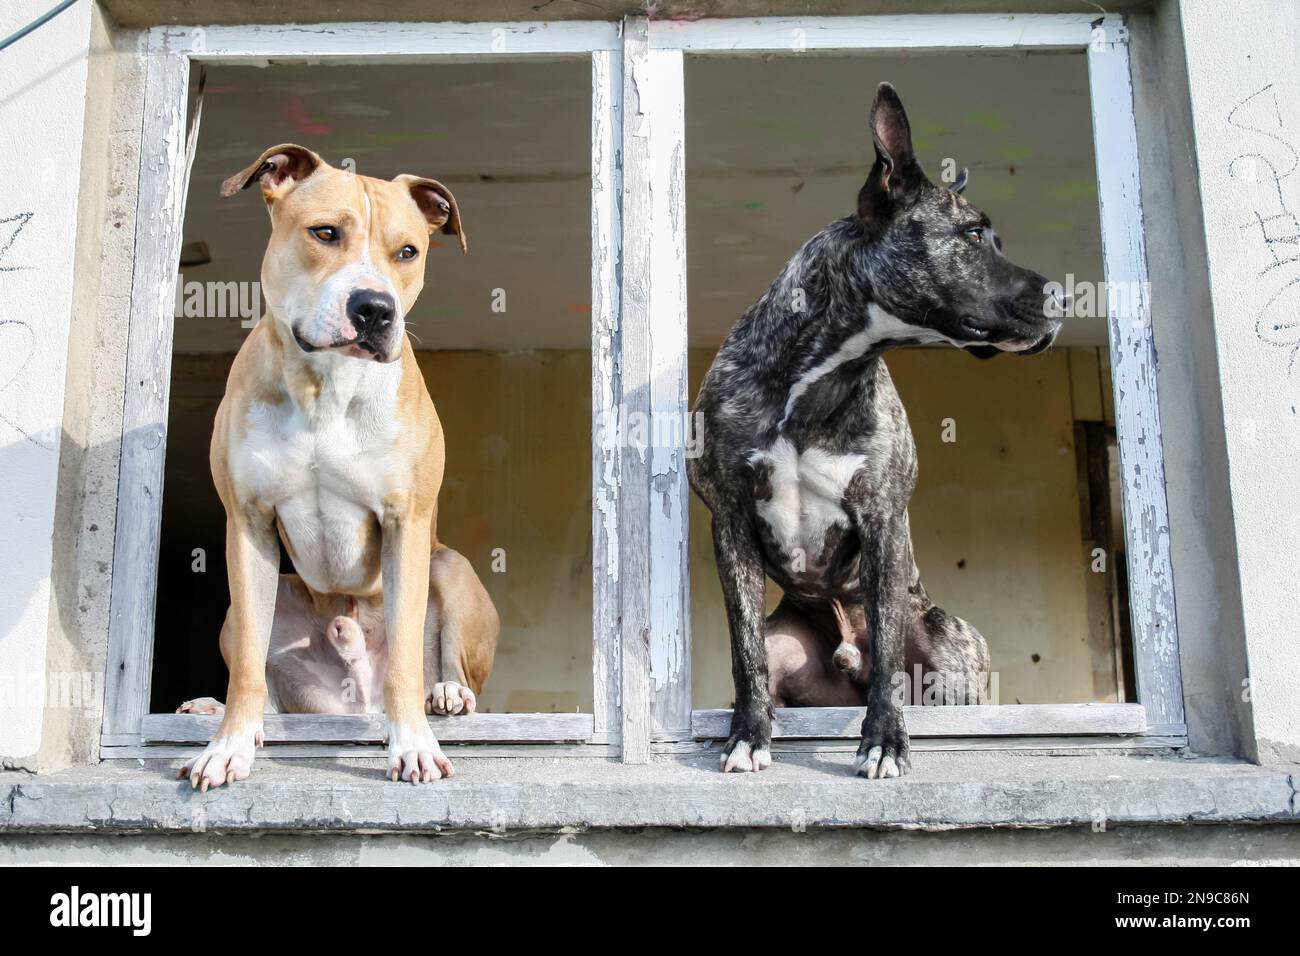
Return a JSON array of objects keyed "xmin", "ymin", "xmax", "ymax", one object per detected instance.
[
  {"xmin": 179, "ymin": 723, "xmax": 262, "ymax": 792},
  {"xmin": 425, "ymin": 681, "xmax": 476, "ymax": 716},
  {"xmin": 176, "ymin": 696, "xmax": 225, "ymax": 716},
  {"xmin": 384, "ymin": 719, "xmax": 454, "ymax": 783}
]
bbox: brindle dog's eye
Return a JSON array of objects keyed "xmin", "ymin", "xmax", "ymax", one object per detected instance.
[
  {"xmin": 309, "ymin": 226, "xmax": 339, "ymax": 243},
  {"xmin": 397, "ymin": 244, "xmax": 419, "ymax": 262},
  {"xmin": 965, "ymin": 228, "xmax": 983, "ymax": 245}
]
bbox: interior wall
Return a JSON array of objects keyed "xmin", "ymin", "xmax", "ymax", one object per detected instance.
[
  {"xmin": 154, "ymin": 52, "xmax": 1124, "ymax": 718},
  {"xmin": 689, "ymin": 346, "xmax": 1119, "ymax": 708},
  {"xmin": 683, "ymin": 52, "xmax": 1107, "ymax": 350},
  {"xmin": 680, "ymin": 50, "xmax": 1120, "ymax": 708},
  {"xmin": 154, "ymin": 350, "xmax": 592, "ymax": 715},
  {"xmin": 154, "ymin": 58, "xmax": 596, "ymax": 715},
  {"xmin": 159, "ymin": 344, "xmax": 1113, "ymax": 714},
  {"xmin": 416, "ymin": 351, "xmax": 592, "ymax": 714},
  {"xmin": 175, "ymin": 61, "xmax": 593, "ymax": 355}
]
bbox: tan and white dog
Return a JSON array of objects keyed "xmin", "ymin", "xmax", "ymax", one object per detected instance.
[{"xmin": 179, "ymin": 144, "xmax": 498, "ymax": 790}]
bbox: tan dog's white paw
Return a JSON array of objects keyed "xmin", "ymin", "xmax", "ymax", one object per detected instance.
[
  {"xmin": 384, "ymin": 719, "xmax": 454, "ymax": 783},
  {"xmin": 179, "ymin": 723, "xmax": 262, "ymax": 792},
  {"xmin": 176, "ymin": 697, "xmax": 225, "ymax": 716},
  {"xmin": 425, "ymin": 681, "xmax": 477, "ymax": 716}
]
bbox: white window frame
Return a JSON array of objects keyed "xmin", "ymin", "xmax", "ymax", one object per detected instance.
[
  {"xmin": 100, "ymin": 20, "xmax": 626, "ymax": 757},
  {"xmin": 100, "ymin": 13, "xmax": 1185, "ymax": 760},
  {"xmin": 628, "ymin": 13, "xmax": 1184, "ymax": 757}
]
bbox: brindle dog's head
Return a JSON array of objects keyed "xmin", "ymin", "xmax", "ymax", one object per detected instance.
[
  {"xmin": 857, "ymin": 84, "xmax": 1062, "ymax": 355},
  {"xmin": 221, "ymin": 144, "xmax": 466, "ymax": 364}
]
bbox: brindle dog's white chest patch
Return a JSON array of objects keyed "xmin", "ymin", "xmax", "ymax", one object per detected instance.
[{"xmin": 749, "ymin": 437, "xmax": 865, "ymax": 573}]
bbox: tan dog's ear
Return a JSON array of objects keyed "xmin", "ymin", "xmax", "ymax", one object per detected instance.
[
  {"xmin": 394, "ymin": 174, "xmax": 467, "ymax": 254},
  {"xmin": 220, "ymin": 144, "xmax": 323, "ymax": 200}
]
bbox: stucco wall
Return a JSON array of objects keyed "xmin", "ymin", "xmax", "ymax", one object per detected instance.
[
  {"xmin": 5, "ymin": 2, "xmax": 1295, "ymax": 771},
  {"xmin": 1124, "ymin": 1, "xmax": 1252, "ymax": 759},
  {"xmin": 1178, "ymin": 0, "xmax": 1300, "ymax": 763},
  {"xmin": 0, "ymin": 0, "xmax": 95, "ymax": 761}
]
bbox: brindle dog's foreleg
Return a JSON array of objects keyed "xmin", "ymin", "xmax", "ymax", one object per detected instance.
[
  {"xmin": 713, "ymin": 512, "xmax": 774, "ymax": 772},
  {"xmin": 849, "ymin": 507, "xmax": 913, "ymax": 779}
]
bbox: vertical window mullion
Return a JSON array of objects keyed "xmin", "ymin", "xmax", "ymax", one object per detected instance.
[
  {"xmin": 103, "ymin": 31, "xmax": 193, "ymax": 743},
  {"xmin": 619, "ymin": 17, "xmax": 693, "ymax": 758},
  {"xmin": 1087, "ymin": 15, "xmax": 1186, "ymax": 734},
  {"xmin": 591, "ymin": 47, "xmax": 624, "ymax": 743},
  {"xmin": 617, "ymin": 16, "xmax": 655, "ymax": 762},
  {"xmin": 646, "ymin": 42, "xmax": 692, "ymax": 739}
]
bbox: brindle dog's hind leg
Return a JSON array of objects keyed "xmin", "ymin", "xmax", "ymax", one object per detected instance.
[{"xmin": 906, "ymin": 602, "xmax": 991, "ymax": 705}]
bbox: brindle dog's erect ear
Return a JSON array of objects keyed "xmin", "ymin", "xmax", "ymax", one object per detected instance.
[
  {"xmin": 858, "ymin": 82, "xmax": 927, "ymax": 223},
  {"xmin": 395, "ymin": 174, "xmax": 467, "ymax": 254},
  {"xmin": 219, "ymin": 144, "xmax": 322, "ymax": 199}
]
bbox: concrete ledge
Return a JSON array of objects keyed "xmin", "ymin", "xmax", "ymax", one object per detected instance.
[
  {"xmin": 8, "ymin": 824, "xmax": 1300, "ymax": 865},
  {"xmin": 2, "ymin": 752, "xmax": 1295, "ymax": 834}
]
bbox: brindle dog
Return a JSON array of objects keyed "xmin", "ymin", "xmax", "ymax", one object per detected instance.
[{"xmin": 689, "ymin": 83, "xmax": 1062, "ymax": 778}]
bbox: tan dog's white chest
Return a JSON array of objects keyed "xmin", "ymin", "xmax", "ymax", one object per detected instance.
[
  {"xmin": 232, "ymin": 360, "xmax": 402, "ymax": 594},
  {"xmin": 750, "ymin": 438, "xmax": 867, "ymax": 574}
]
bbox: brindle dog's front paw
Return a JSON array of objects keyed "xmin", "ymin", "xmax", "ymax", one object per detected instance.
[
  {"xmin": 853, "ymin": 705, "xmax": 910, "ymax": 779},
  {"xmin": 721, "ymin": 709, "xmax": 772, "ymax": 773}
]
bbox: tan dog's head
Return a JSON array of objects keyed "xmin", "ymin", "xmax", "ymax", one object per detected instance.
[{"xmin": 221, "ymin": 144, "xmax": 465, "ymax": 364}]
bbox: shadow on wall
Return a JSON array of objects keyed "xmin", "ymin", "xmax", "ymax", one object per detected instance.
[
  {"xmin": 0, "ymin": 429, "xmax": 64, "ymax": 651},
  {"xmin": 1, "ymin": 419, "xmax": 130, "ymax": 760}
]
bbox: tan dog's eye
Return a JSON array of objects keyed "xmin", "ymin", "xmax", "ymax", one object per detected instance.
[
  {"xmin": 309, "ymin": 225, "xmax": 339, "ymax": 243},
  {"xmin": 397, "ymin": 244, "xmax": 419, "ymax": 262}
]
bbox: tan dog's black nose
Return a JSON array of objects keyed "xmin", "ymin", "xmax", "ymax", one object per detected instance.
[{"xmin": 346, "ymin": 289, "xmax": 396, "ymax": 335}]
